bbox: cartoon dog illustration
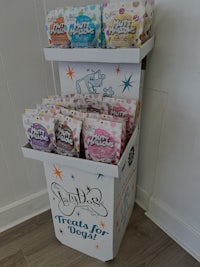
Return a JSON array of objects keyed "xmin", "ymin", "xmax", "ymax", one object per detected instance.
[{"xmin": 76, "ymin": 70, "xmax": 106, "ymax": 94}]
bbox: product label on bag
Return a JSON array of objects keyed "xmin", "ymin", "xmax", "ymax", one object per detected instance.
[
  {"xmin": 69, "ymin": 15, "xmax": 96, "ymax": 46},
  {"xmin": 56, "ymin": 124, "xmax": 74, "ymax": 151},
  {"xmin": 28, "ymin": 123, "xmax": 51, "ymax": 148}
]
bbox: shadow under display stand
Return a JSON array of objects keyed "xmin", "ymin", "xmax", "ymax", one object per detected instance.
[{"xmin": 22, "ymin": 37, "xmax": 154, "ymax": 261}]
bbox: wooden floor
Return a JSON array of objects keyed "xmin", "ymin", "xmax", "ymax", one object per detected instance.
[{"xmin": 0, "ymin": 205, "xmax": 199, "ymax": 267}]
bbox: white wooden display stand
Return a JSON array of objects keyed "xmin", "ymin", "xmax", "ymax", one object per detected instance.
[{"xmin": 22, "ymin": 37, "xmax": 154, "ymax": 261}]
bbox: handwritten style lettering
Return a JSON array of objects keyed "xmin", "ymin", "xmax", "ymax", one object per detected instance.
[
  {"xmin": 70, "ymin": 22, "xmax": 94, "ymax": 35},
  {"xmin": 109, "ymin": 19, "xmax": 136, "ymax": 35},
  {"xmin": 54, "ymin": 216, "xmax": 109, "ymax": 240},
  {"xmin": 88, "ymin": 135, "xmax": 114, "ymax": 147},
  {"xmin": 55, "ymin": 216, "xmax": 88, "ymax": 229},
  {"xmin": 68, "ymin": 226, "xmax": 96, "ymax": 240},
  {"xmin": 51, "ymin": 183, "xmax": 108, "ymax": 217},
  {"xmin": 56, "ymin": 127, "xmax": 73, "ymax": 145},
  {"xmin": 50, "ymin": 23, "xmax": 65, "ymax": 35},
  {"xmin": 110, "ymin": 109, "xmax": 127, "ymax": 118},
  {"xmin": 29, "ymin": 127, "xmax": 48, "ymax": 141}
]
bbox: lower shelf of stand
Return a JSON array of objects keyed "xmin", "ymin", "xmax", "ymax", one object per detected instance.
[{"xmin": 22, "ymin": 125, "xmax": 138, "ymax": 178}]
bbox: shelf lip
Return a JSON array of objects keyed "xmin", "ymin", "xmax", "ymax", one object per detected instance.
[{"xmin": 43, "ymin": 36, "xmax": 154, "ymax": 64}]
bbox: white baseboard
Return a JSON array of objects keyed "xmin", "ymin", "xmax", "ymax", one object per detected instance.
[
  {"xmin": 0, "ymin": 189, "xmax": 50, "ymax": 233},
  {"xmin": 146, "ymin": 197, "xmax": 200, "ymax": 262},
  {"xmin": 135, "ymin": 185, "xmax": 150, "ymax": 211}
]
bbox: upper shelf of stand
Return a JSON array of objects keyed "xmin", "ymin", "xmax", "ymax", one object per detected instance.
[{"xmin": 43, "ymin": 36, "xmax": 154, "ymax": 64}]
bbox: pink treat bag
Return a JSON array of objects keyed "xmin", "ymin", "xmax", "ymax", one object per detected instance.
[
  {"xmin": 103, "ymin": 97, "xmax": 137, "ymax": 141},
  {"xmin": 83, "ymin": 117, "xmax": 122, "ymax": 164}
]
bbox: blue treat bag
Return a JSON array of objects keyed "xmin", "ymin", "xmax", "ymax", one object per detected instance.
[{"xmin": 66, "ymin": 4, "xmax": 101, "ymax": 48}]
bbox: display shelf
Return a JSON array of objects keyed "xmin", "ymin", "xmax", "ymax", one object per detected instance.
[
  {"xmin": 22, "ymin": 30, "xmax": 154, "ymax": 261},
  {"xmin": 43, "ymin": 36, "xmax": 154, "ymax": 64},
  {"xmin": 22, "ymin": 126, "xmax": 138, "ymax": 178}
]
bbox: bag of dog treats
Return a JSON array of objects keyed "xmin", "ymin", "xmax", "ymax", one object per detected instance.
[
  {"xmin": 141, "ymin": 0, "xmax": 154, "ymax": 43},
  {"xmin": 60, "ymin": 108, "xmax": 87, "ymax": 121},
  {"xmin": 102, "ymin": 1, "xmax": 145, "ymax": 48},
  {"xmin": 54, "ymin": 114, "xmax": 82, "ymax": 157},
  {"xmin": 36, "ymin": 104, "xmax": 63, "ymax": 114},
  {"xmin": 46, "ymin": 8, "xmax": 70, "ymax": 48},
  {"xmin": 37, "ymin": 107, "xmax": 61, "ymax": 118},
  {"xmin": 72, "ymin": 93, "xmax": 103, "ymax": 102},
  {"xmin": 42, "ymin": 96, "xmax": 76, "ymax": 110},
  {"xmin": 87, "ymin": 112, "xmax": 127, "ymax": 153},
  {"xmin": 22, "ymin": 113, "xmax": 56, "ymax": 152},
  {"xmin": 103, "ymin": 96, "xmax": 137, "ymax": 140},
  {"xmin": 58, "ymin": 108, "xmax": 87, "ymax": 157},
  {"xmin": 66, "ymin": 4, "xmax": 102, "ymax": 48},
  {"xmin": 83, "ymin": 117, "xmax": 122, "ymax": 164},
  {"xmin": 75, "ymin": 98, "xmax": 110, "ymax": 114}
]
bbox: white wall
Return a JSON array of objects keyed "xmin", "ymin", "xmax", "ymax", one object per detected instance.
[
  {"xmin": 0, "ymin": 0, "xmax": 200, "ymax": 263},
  {"xmin": 0, "ymin": 0, "xmax": 109, "ymax": 233},
  {"xmin": 136, "ymin": 0, "xmax": 200, "ymax": 262},
  {"xmin": 0, "ymin": 0, "xmax": 55, "ymax": 231}
]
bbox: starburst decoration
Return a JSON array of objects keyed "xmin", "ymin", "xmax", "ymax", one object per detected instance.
[
  {"xmin": 53, "ymin": 165, "xmax": 63, "ymax": 181},
  {"xmin": 66, "ymin": 65, "xmax": 74, "ymax": 80},
  {"xmin": 121, "ymin": 73, "xmax": 133, "ymax": 93},
  {"xmin": 70, "ymin": 174, "xmax": 75, "ymax": 179},
  {"xmin": 100, "ymin": 221, "xmax": 105, "ymax": 229},
  {"xmin": 97, "ymin": 173, "xmax": 104, "ymax": 180},
  {"xmin": 115, "ymin": 65, "xmax": 121, "ymax": 75}
]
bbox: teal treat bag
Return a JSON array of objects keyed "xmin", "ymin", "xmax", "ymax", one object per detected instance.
[
  {"xmin": 69, "ymin": 15, "xmax": 96, "ymax": 47},
  {"xmin": 66, "ymin": 4, "xmax": 101, "ymax": 48}
]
